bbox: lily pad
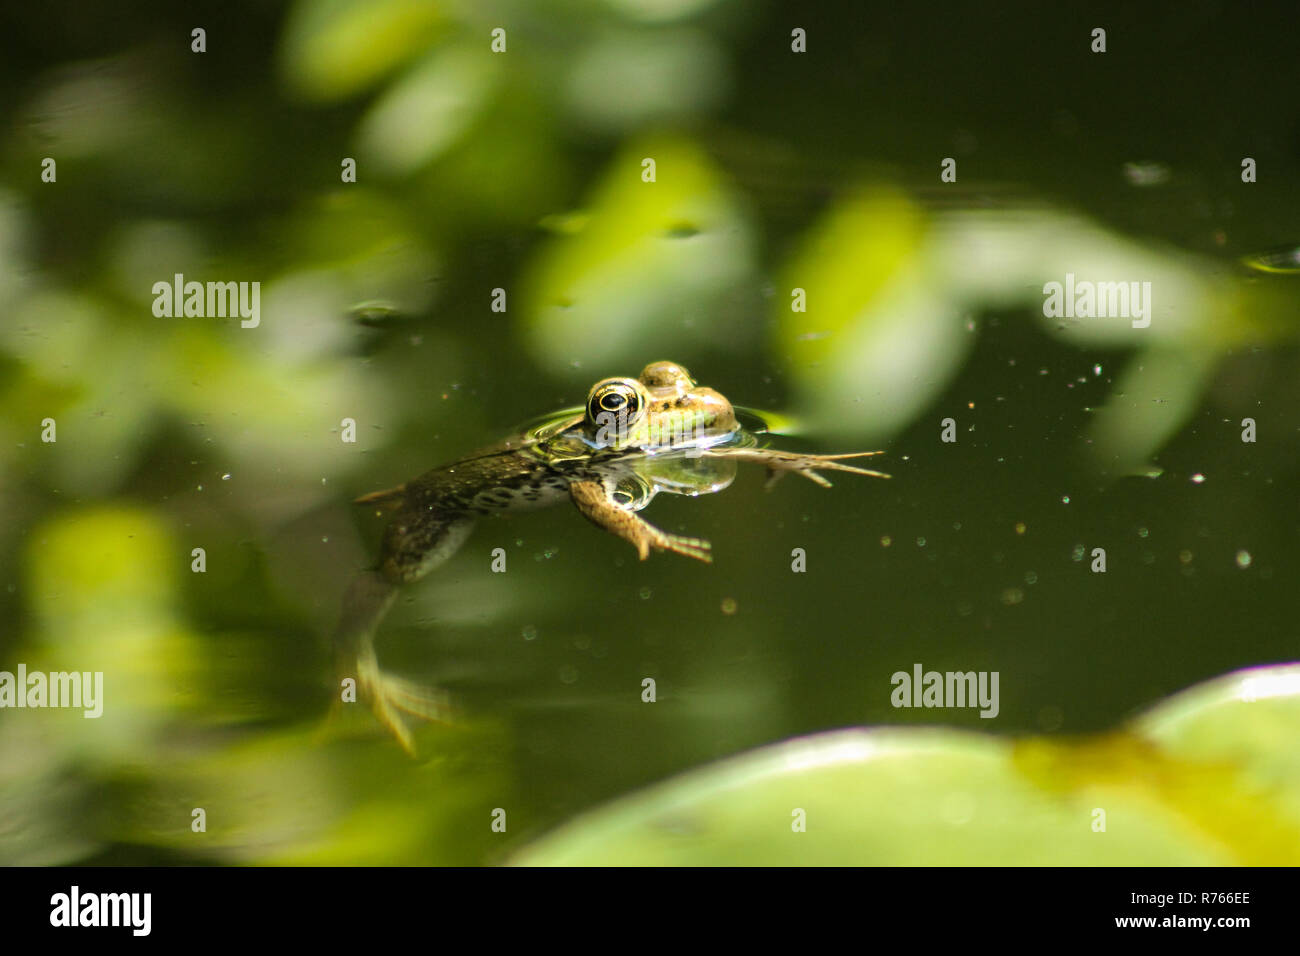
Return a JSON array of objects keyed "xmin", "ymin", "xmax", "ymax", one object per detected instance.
[{"xmin": 511, "ymin": 663, "xmax": 1300, "ymax": 865}]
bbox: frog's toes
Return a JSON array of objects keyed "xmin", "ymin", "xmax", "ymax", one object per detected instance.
[
  {"xmin": 371, "ymin": 693, "xmax": 419, "ymax": 756},
  {"xmin": 764, "ymin": 452, "xmax": 890, "ymax": 489},
  {"xmin": 659, "ymin": 532, "xmax": 713, "ymax": 563},
  {"xmin": 356, "ymin": 659, "xmax": 454, "ymax": 754},
  {"xmin": 382, "ymin": 673, "xmax": 455, "ymax": 722}
]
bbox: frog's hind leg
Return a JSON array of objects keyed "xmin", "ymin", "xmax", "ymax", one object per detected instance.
[
  {"xmin": 330, "ymin": 569, "xmax": 457, "ymax": 755},
  {"xmin": 331, "ymin": 511, "xmax": 474, "ymax": 753},
  {"xmin": 380, "ymin": 511, "xmax": 477, "ymax": 584}
]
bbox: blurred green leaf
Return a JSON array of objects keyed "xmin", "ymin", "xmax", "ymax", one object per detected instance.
[
  {"xmin": 281, "ymin": 0, "xmax": 446, "ymax": 101},
  {"xmin": 777, "ymin": 186, "xmax": 926, "ymax": 370},
  {"xmin": 22, "ymin": 507, "xmax": 207, "ymax": 760},
  {"xmin": 519, "ymin": 135, "xmax": 754, "ymax": 370},
  {"xmin": 776, "ymin": 185, "xmax": 973, "ymax": 438},
  {"xmin": 356, "ymin": 45, "xmax": 499, "ymax": 176},
  {"xmin": 511, "ymin": 664, "xmax": 1300, "ymax": 864}
]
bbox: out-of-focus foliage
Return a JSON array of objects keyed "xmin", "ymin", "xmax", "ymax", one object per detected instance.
[
  {"xmin": 512, "ymin": 665, "xmax": 1300, "ymax": 865},
  {"xmin": 520, "ymin": 135, "xmax": 755, "ymax": 369},
  {"xmin": 773, "ymin": 195, "xmax": 1288, "ymax": 475},
  {"xmin": 0, "ymin": 0, "xmax": 1297, "ymax": 866},
  {"xmin": 281, "ymin": 0, "xmax": 448, "ymax": 102}
]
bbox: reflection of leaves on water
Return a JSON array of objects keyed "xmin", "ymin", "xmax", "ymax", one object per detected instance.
[
  {"xmin": 519, "ymin": 135, "xmax": 755, "ymax": 370},
  {"xmin": 772, "ymin": 191, "xmax": 1298, "ymax": 472}
]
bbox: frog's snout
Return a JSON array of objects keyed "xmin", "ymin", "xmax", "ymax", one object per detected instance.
[{"xmin": 684, "ymin": 387, "xmax": 736, "ymax": 429}]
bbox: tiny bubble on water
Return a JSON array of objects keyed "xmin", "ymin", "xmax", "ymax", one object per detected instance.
[
  {"xmin": 1236, "ymin": 550, "xmax": 1252, "ymax": 569},
  {"xmin": 1190, "ymin": 473, "xmax": 1205, "ymax": 484},
  {"xmin": 880, "ymin": 535, "xmax": 892, "ymax": 547},
  {"xmin": 639, "ymin": 586, "xmax": 652, "ymax": 599},
  {"xmin": 721, "ymin": 598, "xmax": 737, "ymax": 615},
  {"xmin": 522, "ymin": 625, "xmax": 538, "ymax": 641}
]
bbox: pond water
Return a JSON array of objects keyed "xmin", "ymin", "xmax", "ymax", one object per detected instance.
[{"xmin": 1, "ymin": 1, "xmax": 1296, "ymax": 865}]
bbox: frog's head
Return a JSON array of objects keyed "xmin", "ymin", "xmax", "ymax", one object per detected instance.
[{"xmin": 583, "ymin": 361, "xmax": 739, "ymax": 452}]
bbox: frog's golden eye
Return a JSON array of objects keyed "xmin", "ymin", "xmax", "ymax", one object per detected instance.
[{"xmin": 586, "ymin": 378, "xmax": 646, "ymax": 426}]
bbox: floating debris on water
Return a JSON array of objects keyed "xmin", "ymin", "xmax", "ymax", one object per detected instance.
[{"xmin": 1122, "ymin": 160, "xmax": 1171, "ymax": 186}]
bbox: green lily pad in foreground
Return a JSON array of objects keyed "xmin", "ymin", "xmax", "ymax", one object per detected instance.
[{"xmin": 511, "ymin": 664, "xmax": 1300, "ymax": 865}]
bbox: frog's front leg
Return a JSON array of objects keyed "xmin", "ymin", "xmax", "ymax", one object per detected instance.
[
  {"xmin": 702, "ymin": 448, "xmax": 889, "ymax": 489},
  {"xmin": 568, "ymin": 479, "xmax": 713, "ymax": 563}
]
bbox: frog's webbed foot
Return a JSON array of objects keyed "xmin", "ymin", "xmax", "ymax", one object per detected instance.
[
  {"xmin": 704, "ymin": 448, "xmax": 890, "ymax": 489},
  {"xmin": 353, "ymin": 645, "xmax": 454, "ymax": 755},
  {"xmin": 329, "ymin": 569, "xmax": 453, "ymax": 754},
  {"xmin": 569, "ymin": 479, "xmax": 713, "ymax": 564}
]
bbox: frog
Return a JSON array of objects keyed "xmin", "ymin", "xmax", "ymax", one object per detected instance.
[{"xmin": 333, "ymin": 360, "xmax": 888, "ymax": 751}]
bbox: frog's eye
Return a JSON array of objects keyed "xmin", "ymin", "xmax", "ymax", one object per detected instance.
[{"xmin": 586, "ymin": 378, "xmax": 646, "ymax": 427}]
